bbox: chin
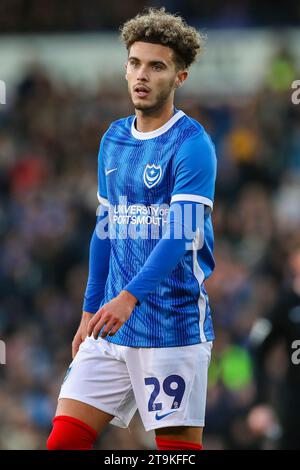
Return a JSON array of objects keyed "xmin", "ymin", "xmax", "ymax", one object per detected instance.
[
  {"xmin": 133, "ymin": 103, "xmax": 153, "ymax": 111},
  {"xmin": 133, "ymin": 101, "xmax": 154, "ymax": 111},
  {"xmin": 130, "ymin": 94, "xmax": 152, "ymax": 110},
  {"xmin": 134, "ymin": 104, "xmax": 153, "ymax": 111}
]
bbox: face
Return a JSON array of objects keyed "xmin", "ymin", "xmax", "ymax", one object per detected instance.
[{"xmin": 125, "ymin": 41, "xmax": 187, "ymax": 113}]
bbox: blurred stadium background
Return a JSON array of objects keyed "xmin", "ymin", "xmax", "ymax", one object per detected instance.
[{"xmin": 0, "ymin": 0, "xmax": 300, "ymax": 450}]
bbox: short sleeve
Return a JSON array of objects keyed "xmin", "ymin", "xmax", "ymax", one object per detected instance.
[
  {"xmin": 97, "ymin": 135, "xmax": 109, "ymax": 207},
  {"xmin": 171, "ymin": 130, "xmax": 217, "ymax": 211}
]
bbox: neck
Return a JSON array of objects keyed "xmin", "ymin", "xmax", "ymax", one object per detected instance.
[{"xmin": 135, "ymin": 102, "xmax": 175, "ymax": 133}]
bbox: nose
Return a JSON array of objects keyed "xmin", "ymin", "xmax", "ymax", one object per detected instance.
[{"xmin": 136, "ymin": 65, "xmax": 149, "ymax": 82}]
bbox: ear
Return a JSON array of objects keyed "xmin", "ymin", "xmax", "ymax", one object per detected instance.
[
  {"xmin": 175, "ymin": 70, "xmax": 188, "ymax": 88},
  {"xmin": 124, "ymin": 62, "xmax": 128, "ymax": 80}
]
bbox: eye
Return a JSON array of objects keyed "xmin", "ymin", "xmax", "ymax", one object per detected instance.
[{"xmin": 153, "ymin": 64, "xmax": 163, "ymax": 71}]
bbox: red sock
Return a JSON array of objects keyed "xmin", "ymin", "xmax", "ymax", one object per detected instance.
[
  {"xmin": 155, "ymin": 437, "xmax": 203, "ymax": 451},
  {"xmin": 47, "ymin": 415, "xmax": 97, "ymax": 450}
]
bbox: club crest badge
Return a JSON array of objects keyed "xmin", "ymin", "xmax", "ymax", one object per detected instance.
[{"xmin": 143, "ymin": 164, "xmax": 162, "ymax": 189}]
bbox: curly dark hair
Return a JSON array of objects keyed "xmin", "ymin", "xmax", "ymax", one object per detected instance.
[{"xmin": 120, "ymin": 7, "xmax": 205, "ymax": 70}]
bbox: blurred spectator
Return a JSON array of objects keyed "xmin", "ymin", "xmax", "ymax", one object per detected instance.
[{"xmin": 247, "ymin": 238, "xmax": 300, "ymax": 449}]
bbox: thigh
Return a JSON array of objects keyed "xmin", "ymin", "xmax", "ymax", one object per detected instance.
[
  {"xmin": 55, "ymin": 398, "xmax": 113, "ymax": 434},
  {"xmin": 126, "ymin": 341, "xmax": 212, "ymax": 433},
  {"xmin": 57, "ymin": 336, "xmax": 137, "ymax": 430}
]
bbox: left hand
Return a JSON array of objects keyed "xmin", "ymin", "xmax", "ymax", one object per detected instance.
[{"xmin": 87, "ymin": 290, "xmax": 138, "ymax": 339}]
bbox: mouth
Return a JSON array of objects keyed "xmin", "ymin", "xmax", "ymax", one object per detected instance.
[{"xmin": 134, "ymin": 85, "xmax": 151, "ymax": 99}]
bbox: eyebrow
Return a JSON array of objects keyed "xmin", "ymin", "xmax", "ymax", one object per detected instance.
[{"xmin": 128, "ymin": 56, "xmax": 168, "ymax": 67}]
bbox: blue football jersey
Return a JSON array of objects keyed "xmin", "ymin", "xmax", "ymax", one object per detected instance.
[{"xmin": 97, "ymin": 109, "xmax": 217, "ymax": 347}]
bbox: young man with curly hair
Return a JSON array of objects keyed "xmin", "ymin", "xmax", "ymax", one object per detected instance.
[{"xmin": 47, "ymin": 8, "xmax": 217, "ymax": 451}]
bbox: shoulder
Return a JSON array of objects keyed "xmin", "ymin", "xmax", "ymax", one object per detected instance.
[
  {"xmin": 180, "ymin": 115, "xmax": 215, "ymax": 152},
  {"xmin": 103, "ymin": 115, "xmax": 134, "ymax": 137},
  {"xmin": 175, "ymin": 114, "xmax": 217, "ymax": 169}
]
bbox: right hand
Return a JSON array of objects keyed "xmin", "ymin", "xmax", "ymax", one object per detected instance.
[{"xmin": 72, "ymin": 311, "xmax": 94, "ymax": 359}]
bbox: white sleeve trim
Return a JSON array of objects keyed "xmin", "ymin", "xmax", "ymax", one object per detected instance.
[
  {"xmin": 170, "ymin": 194, "xmax": 213, "ymax": 209},
  {"xmin": 97, "ymin": 191, "xmax": 110, "ymax": 207}
]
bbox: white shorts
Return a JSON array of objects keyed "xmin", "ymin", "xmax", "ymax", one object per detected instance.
[{"xmin": 58, "ymin": 336, "xmax": 212, "ymax": 432}]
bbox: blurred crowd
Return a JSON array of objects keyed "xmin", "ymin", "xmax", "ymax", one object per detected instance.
[
  {"xmin": 0, "ymin": 50, "xmax": 300, "ymax": 449},
  {"xmin": 0, "ymin": 0, "xmax": 300, "ymax": 32}
]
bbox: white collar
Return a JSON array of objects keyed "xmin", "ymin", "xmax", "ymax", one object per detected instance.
[{"xmin": 131, "ymin": 110, "xmax": 185, "ymax": 140}]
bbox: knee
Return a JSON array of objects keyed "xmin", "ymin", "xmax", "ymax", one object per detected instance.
[{"xmin": 47, "ymin": 415, "xmax": 97, "ymax": 450}]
